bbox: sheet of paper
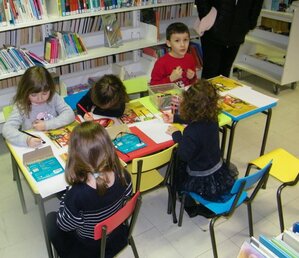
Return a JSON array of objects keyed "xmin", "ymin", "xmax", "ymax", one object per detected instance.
[{"xmin": 133, "ymin": 119, "xmax": 172, "ymax": 144}]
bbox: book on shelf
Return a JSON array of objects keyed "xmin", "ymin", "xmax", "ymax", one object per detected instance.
[
  {"xmin": 23, "ymin": 145, "xmax": 64, "ymax": 182},
  {"xmin": 237, "ymin": 240, "xmax": 267, "ymax": 258},
  {"xmin": 259, "ymin": 235, "xmax": 290, "ymax": 258},
  {"xmin": 102, "ymin": 13, "xmax": 122, "ymax": 48},
  {"xmin": 271, "ymin": 237, "xmax": 299, "ymax": 257},
  {"xmin": 283, "ymin": 230, "xmax": 299, "ymax": 253},
  {"xmin": 120, "ymin": 101, "xmax": 156, "ymax": 125}
]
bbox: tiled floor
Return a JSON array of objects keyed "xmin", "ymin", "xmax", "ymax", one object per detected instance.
[{"xmin": 0, "ymin": 75, "xmax": 298, "ymax": 258}]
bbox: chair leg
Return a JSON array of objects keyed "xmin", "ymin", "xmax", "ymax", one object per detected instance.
[
  {"xmin": 245, "ymin": 163, "xmax": 253, "ymax": 177},
  {"xmin": 129, "ymin": 237, "xmax": 139, "ymax": 258},
  {"xmin": 178, "ymin": 194, "xmax": 186, "ymax": 227},
  {"xmin": 277, "ymin": 184, "xmax": 286, "ymax": 233},
  {"xmin": 209, "ymin": 217, "xmax": 219, "ymax": 258},
  {"xmin": 247, "ymin": 202, "xmax": 254, "ymax": 237},
  {"xmin": 166, "ymin": 183, "xmax": 178, "ymax": 224}
]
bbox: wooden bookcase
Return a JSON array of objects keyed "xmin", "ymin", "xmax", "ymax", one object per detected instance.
[
  {"xmin": 0, "ymin": 0, "xmax": 197, "ymax": 124},
  {"xmin": 233, "ymin": 1, "xmax": 299, "ymax": 94}
]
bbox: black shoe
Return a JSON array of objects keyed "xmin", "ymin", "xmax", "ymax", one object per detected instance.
[
  {"xmin": 196, "ymin": 205, "xmax": 215, "ymax": 218},
  {"xmin": 184, "ymin": 206, "xmax": 198, "ymax": 218}
]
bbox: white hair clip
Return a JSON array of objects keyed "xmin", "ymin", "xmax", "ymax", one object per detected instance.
[{"xmin": 93, "ymin": 172, "xmax": 101, "ymax": 179}]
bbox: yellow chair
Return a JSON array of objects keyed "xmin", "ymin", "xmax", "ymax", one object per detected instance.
[
  {"xmin": 3, "ymin": 105, "xmax": 13, "ymax": 121},
  {"xmin": 245, "ymin": 148, "xmax": 299, "ymax": 232},
  {"xmin": 127, "ymin": 144, "xmax": 177, "ymax": 193},
  {"xmin": 123, "ymin": 76, "xmax": 149, "ymax": 98}
]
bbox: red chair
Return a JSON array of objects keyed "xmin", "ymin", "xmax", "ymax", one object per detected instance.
[{"xmin": 94, "ymin": 191, "xmax": 142, "ymax": 258}]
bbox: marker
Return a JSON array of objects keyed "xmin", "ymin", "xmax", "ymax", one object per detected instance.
[
  {"xmin": 77, "ymin": 104, "xmax": 93, "ymax": 119},
  {"xmin": 18, "ymin": 129, "xmax": 46, "ymax": 144}
]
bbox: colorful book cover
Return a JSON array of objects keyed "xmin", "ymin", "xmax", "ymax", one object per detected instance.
[
  {"xmin": 120, "ymin": 101, "xmax": 155, "ymax": 124},
  {"xmin": 209, "ymin": 75, "xmax": 244, "ymax": 92},
  {"xmin": 102, "ymin": 13, "xmax": 122, "ymax": 47},
  {"xmin": 219, "ymin": 94, "xmax": 257, "ymax": 117},
  {"xmin": 45, "ymin": 121, "xmax": 79, "ymax": 148},
  {"xmin": 237, "ymin": 241, "xmax": 266, "ymax": 258},
  {"xmin": 27, "ymin": 156, "xmax": 64, "ymax": 182}
]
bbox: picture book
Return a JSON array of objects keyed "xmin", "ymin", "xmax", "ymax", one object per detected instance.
[
  {"xmin": 120, "ymin": 101, "xmax": 156, "ymax": 124},
  {"xmin": 237, "ymin": 241, "xmax": 266, "ymax": 258},
  {"xmin": 113, "ymin": 132, "xmax": 147, "ymax": 154},
  {"xmin": 23, "ymin": 146, "xmax": 64, "ymax": 182},
  {"xmin": 209, "ymin": 75, "xmax": 244, "ymax": 92},
  {"xmin": 45, "ymin": 121, "xmax": 79, "ymax": 148},
  {"xmin": 219, "ymin": 94, "xmax": 257, "ymax": 118},
  {"xmin": 102, "ymin": 13, "xmax": 122, "ymax": 47}
]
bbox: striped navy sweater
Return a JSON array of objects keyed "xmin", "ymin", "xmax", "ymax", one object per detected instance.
[{"xmin": 57, "ymin": 171, "xmax": 132, "ymax": 241}]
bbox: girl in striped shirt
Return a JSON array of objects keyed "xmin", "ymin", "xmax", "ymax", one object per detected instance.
[{"xmin": 46, "ymin": 121, "xmax": 133, "ymax": 258}]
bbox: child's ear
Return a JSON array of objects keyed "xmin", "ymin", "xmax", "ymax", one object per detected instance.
[{"xmin": 166, "ymin": 40, "xmax": 171, "ymax": 47}]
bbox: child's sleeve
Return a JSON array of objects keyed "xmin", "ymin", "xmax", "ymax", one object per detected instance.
[
  {"xmin": 45, "ymin": 94, "xmax": 75, "ymax": 130},
  {"xmin": 150, "ymin": 58, "xmax": 172, "ymax": 85},
  {"xmin": 57, "ymin": 189, "xmax": 84, "ymax": 232},
  {"xmin": 2, "ymin": 105, "xmax": 28, "ymax": 147},
  {"xmin": 76, "ymin": 90, "xmax": 92, "ymax": 117}
]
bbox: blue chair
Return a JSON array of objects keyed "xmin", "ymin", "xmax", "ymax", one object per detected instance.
[
  {"xmin": 178, "ymin": 161, "xmax": 272, "ymax": 258},
  {"xmin": 64, "ymin": 90, "xmax": 88, "ymax": 111}
]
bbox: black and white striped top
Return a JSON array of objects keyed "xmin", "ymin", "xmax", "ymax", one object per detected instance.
[{"xmin": 57, "ymin": 171, "xmax": 132, "ymax": 241}]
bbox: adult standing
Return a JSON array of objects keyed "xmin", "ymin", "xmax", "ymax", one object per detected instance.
[{"xmin": 195, "ymin": 0, "xmax": 264, "ymax": 79}]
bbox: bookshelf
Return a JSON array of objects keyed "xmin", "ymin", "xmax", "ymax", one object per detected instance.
[
  {"xmin": 233, "ymin": 1, "xmax": 299, "ymax": 95},
  {"xmin": 0, "ymin": 0, "xmax": 198, "ymax": 125}
]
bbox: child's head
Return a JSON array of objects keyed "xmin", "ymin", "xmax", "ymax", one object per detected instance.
[
  {"xmin": 14, "ymin": 66, "xmax": 56, "ymax": 115},
  {"xmin": 91, "ymin": 74, "xmax": 129, "ymax": 110},
  {"xmin": 65, "ymin": 121, "xmax": 127, "ymax": 195},
  {"xmin": 166, "ymin": 22, "xmax": 190, "ymax": 58},
  {"xmin": 180, "ymin": 80, "xmax": 220, "ymax": 122}
]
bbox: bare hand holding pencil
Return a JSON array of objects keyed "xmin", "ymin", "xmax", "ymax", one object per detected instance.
[
  {"xmin": 19, "ymin": 129, "xmax": 45, "ymax": 148},
  {"xmin": 78, "ymin": 104, "xmax": 94, "ymax": 121}
]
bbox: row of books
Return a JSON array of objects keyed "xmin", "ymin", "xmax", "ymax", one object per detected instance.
[
  {"xmin": 0, "ymin": 0, "xmax": 47, "ymax": 26},
  {"xmin": 44, "ymin": 32, "xmax": 87, "ymax": 63},
  {"xmin": 0, "ymin": 46, "xmax": 48, "ymax": 74},
  {"xmin": 57, "ymin": 55, "xmax": 112, "ymax": 75},
  {"xmin": 158, "ymin": 3, "xmax": 194, "ymax": 21},
  {"xmin": 238, "ymin": 230, "xmax": 299, "ymax": 257},
  {"xmin": 52, "ymin": 0, "xmax": 185, "ymax": 17},
  {"xmin": 1, "ymin": 25, "xmax": 43, "ymax": 48},
  {"xmin": 66, "ymin": 82, "xmax": 90, "ymax": 95}
]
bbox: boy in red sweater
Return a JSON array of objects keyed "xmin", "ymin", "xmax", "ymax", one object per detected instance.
[{"xmin": 150, "ymin": 22, "xmax": 197, "ymax": 88}]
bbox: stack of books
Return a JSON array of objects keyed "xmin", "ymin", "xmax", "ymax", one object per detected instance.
[
  {"xmin": 0, "ymin": 46, "xmax": 48, "ymax": 74},
  {"xmin": 44, "ymin": 31, "xmax": 87, "ymax": 63},
  {"xmin": 238, "ymin": 230, "xmax": 299, "ymax": 257}
]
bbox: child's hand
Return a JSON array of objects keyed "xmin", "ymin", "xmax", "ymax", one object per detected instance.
[
  {"xmin": 166, "ymin": 125, "xmax": 179, "ymax": 135},
  {"xmin": 26, "ymin": 136, "xmax": 43, "ymax": 148},
  {"xmin": 169, "ymin": 66, "xmax": 183, "ymax": 82},
  {"xmin": 32, "ymin": 120, "xmax": 46, "ymax": 131},
  {"xmin": 83, "ymin": 112, "xmax": 94, "ymax": 121},
  {"xmin": 186, "ymin": 69, "xmax": 195, "ymax": 79},
  {"xmin": 161, "ymin": 110, "xmax": 174, "ymax": 123}
]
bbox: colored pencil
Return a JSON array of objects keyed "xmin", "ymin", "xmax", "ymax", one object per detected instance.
[
  {"xmin": 77, "ymin": 103, "xmax": 89, "ymax": 114},
  {"xmin": 18, "ymin": 129, "xmax": 46, "ymax": 144}
]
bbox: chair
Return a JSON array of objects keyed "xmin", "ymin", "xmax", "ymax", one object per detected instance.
[
  {"xmin": 245, "ymin": 148, "xmax": 299, "ymax": 232},
  {"xmin": 123, "ymin": 76, "xmax": 149, "ymax": 99},
  {"xmin": 2, "ymin": 105, "xmax": 13, "ymax": 121},
  {"xmin": 94, "ymin": 191, "xmax": 142, "ymax": 258},
  {"xmin": 126, "ymin": 144, "xmax": 177, "ymax": 193},
  {"xmin": 64, "ymin": 90, "xmax": 88, "ymax": 111},
  {"xmin": 177, "ymin": 162, "xmax": 272, "ymax": 258}
]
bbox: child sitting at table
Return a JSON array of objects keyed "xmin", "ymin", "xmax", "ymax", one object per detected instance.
[
  {"xmin": 2, "ymin": 66, "xmax": 75, "ymax": 148},
  {"xmin": 77, "ymin": 74, "xmax": 129, "ymax": 120},
  {"xmin": 163, "ymin": 80, "xmax": 235, "ymax": 217},
  {"xmin": 150, "ymin": 22, "xmax": 197, "ymax": 88},
  {"xmin": 46, "ymin": 121, "xmax": 133, "ymax": 258}
]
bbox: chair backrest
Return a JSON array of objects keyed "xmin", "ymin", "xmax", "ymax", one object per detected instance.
[
  {"xmin": 130, "ymin": 144, "xmax": 177, "ymax": 174},
  {"xmin": 123, "ymin": 76, "xmax": 149, "ymax": 97},
  {"xmin": 64, "ymin": 90, "xmax": 88, "ymax": 111},
  {"xmin": 231, "ymin": 161, "xmax": 272, "ymax": 195},
  {"xmin": 94, "ymin": 191, "xmax": 141, "ymax": 240},
  {"xmin": 3, "ymin": 105, "xmax": 13, "ymax": 121}
]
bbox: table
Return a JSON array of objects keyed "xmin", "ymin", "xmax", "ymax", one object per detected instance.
[
  {"xmin": 219, "ymin": 86, "xmax": 278, "ymax": 164},
  {"xmin": 6, "ymin": 96, "xmax": 232, "ymax": 258}
]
